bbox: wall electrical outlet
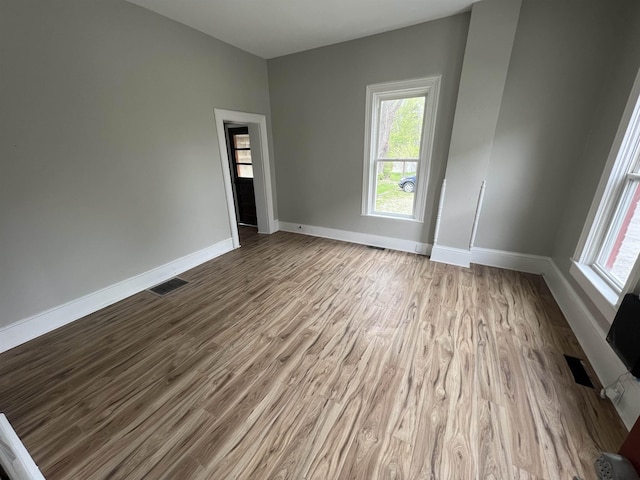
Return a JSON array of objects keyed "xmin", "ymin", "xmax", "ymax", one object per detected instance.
[{"xmin": 605, "ymin": 381, "xmax": 625, "ymax": 404}]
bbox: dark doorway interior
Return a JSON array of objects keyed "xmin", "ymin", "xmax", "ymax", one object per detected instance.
[
  {"xmin": 238, "ymin": 225, "xmax": 259, "ymax": 246},
  {"xmin": 226, "ymin": 125, "xmax": 257, "ymax": 227}
]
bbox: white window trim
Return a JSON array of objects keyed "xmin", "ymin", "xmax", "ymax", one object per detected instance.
[
  {"xmin": 361, "ymin": 76, "xmax": 441, "ymax": 222},
  {"xmin": 571, "ymin": 67, "xmax": 640, "ymax": 322}
]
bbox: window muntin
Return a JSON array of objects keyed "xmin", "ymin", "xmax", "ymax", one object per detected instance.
[{"xmin": 362, "ymin": 77, "xmax": 440, "ymax": 221}]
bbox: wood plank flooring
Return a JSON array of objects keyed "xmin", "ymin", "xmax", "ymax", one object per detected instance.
[{"xmin": 0, "ymin": 228, "xmax": 627, "ymax": 479}]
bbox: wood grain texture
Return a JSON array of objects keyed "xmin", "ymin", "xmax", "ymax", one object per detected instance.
[{"xmin": 0, "ymin": 227, "xmax": 627, "ymax": 479}]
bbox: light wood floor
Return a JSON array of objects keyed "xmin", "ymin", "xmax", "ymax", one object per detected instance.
[{"xmin": 0, "ymin": 228, "xmax": 627, "ymax": 479}]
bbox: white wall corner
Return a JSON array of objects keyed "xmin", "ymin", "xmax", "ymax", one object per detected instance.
[
  {"xmin": 0, "ymin": 238, "xmax": 235, "ymax": 354},
  {"xmin": 544, "ymin": 260, "xmax": 640, "ymax": 430},
  {"xmin": 279, "ymin": 222, "xmax": 431, "ymax": 256},
  {"xmin": 430, "ymin": 245, "xmax": 472, "ymax": 267}
]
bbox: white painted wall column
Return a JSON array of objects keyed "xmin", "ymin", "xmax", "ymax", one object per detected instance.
[{"xmin": 430, "ymin": 0, "xmax": 521, "ymax": 267}]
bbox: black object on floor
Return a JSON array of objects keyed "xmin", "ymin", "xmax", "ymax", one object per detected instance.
[
  {"xmin": 367, "ymin": 246, "xmax": 385, "ymax": 250},
  {"xmin": 607, "ymin": 293, "xmax": 640, "ymax": 378},
  {"xmin": 563, "ymin": 354, "xmax": 594, "ymax": 388},
  {"xmin": 148, "ymin": 278, "xmax": 189, "ymax": 296}
]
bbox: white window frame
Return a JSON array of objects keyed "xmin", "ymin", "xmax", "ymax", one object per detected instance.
[
  {"xmin": 362, "ymin": 76, "xmax": 440, "ymax": 222},
  {"xmin": 571, "ymin": 68, "xmax": 640, "ymax": 322}
]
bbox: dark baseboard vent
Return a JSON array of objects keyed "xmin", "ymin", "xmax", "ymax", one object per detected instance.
[
  {"xmin": 148, "ymin": 278, "xmax": 189, "ymax": 296},
  {"xmin": 563, "ymin": 354, "xmax": 594, "ymax": 388},
  {"xmin": 367, "ymin": 245, "xmax": 385, "ymax": 250}
]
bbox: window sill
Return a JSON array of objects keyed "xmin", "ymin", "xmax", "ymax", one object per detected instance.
[
  {"xmin": 361, "ymin": 213, "xmax": 424, "ymax": 224},
  {"xmin": 569, "ymin": 261, "xmax": 619, "ymax": 323}
]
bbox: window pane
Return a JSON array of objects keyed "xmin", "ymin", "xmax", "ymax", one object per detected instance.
[
  {"xmin": 234, "ymin": 134, "xmax": 250, "ymax": 149},
  {"xmin": 377, "ymin": 96, "xmax": 426, "ymax": 159},
  {"xmin": 237, "ymin": 164, "xmax": 254, "ymax": 178},
  {"xmin": 235, "ymin": 150, "xmax": 252, "ymax": 163},
  {"xmin": 374, "ymin": 161, "xmax": 417, "ymax": 215},
  {"xmin": 597, "ymin": 180, "xmax": 640, "ymax": 286}
]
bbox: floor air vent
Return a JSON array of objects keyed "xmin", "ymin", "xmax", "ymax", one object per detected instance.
[
  {"xmin": 148, "ymin": 277, "xmax": 189, "ymax": 296},
  {"xmin": 563, "ymin": 354, "xmax": 594, "ymax": 388}
]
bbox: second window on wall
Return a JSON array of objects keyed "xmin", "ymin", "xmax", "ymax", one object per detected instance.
[
  {"xmin": 362, "ymin": 76, "xmax": 440, "ymax": 222},
  {"xmin": 571, "ymin": 68, "xmax": 640, "ymax": 318}
]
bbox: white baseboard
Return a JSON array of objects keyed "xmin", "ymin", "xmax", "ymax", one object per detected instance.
[
  {"xmin": 0, "ymin": 238, "xmax": 235, "ymax": 354},
  {"xmin": 278, "ymin": 222, "xmax": 431, "ymax": 255},
  {"xmin": 430, "ymin": 245, "xmax": 472, "ymax": 267},
  {"xmin": 471, "ymin": 247, "xmax": 552, "ymax": 274},
  {"xmin": 544, "ymin": 260, "xmax": 640, "ymax": 430}
]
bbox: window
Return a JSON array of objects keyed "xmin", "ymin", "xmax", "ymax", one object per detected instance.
[
  {"xmin": 230, "ymin": 129, "xmax": 253, "ymax": 178},
  {"xmin": 572, "ymin": 69, "xmax": 640, "ymax": 319},
  {"xmin": 362, "ymin": 77, "xmax": 440, "ymax": 221}
]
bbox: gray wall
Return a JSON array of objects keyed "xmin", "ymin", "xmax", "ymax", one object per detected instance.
[
  {"xmin": 267, "ymin": 14, "xmax": 470, "ymax": 244},
  {"xmin": 0, "ymin": 0, "xmax": 272, "ymax": 328},
  {"xmin": 474, "ymin": 0, "xmax": 630, "ymax": 256},
  {"xmin": 551, "ymin": 0, "xmax": 640, "ymax": 329}
]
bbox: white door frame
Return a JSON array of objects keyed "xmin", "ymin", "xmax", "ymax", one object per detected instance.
[{"xmin": 214, "ymin": 108, "xmax": 276, "ymax": 248}]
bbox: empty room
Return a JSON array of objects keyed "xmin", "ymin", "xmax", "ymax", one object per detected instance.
[{"xmin": 2, "ymin": 0, "xmax": 640, "ymax": 479}]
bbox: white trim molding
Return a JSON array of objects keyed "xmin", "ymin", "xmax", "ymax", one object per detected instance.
[
  {"xmin": 0, "ymin": 238, "xmax": 234, "ymax": 353},
  {"xmin": 471, "ymin": 247, "xmax": 552, "ymax": 274},
  {"xmin": 214, "ymin": 108, "xmax": 277, "ymax": 247},
  {"xmin": 278, "ymin": 222, "xmax": 431, "ymax": 255},
  {"xmin": 433, "ymin": 178, "xmax": 446, "ymax": 245},
  {"xmin": 430, "ymin": 245, "xmax": 472, "ymax": 268},
  {"xmin": 0, "ymin": 414, "xmax": 45, "ymax": 479},
  {"xmin": 432, "ymin": 246, "xmax": 551, "ymax": 274},
  {"xmin": 362, "ymin": 76, "xmax": 441, "ymax": 222},
  {"xmin": 469, "ymin": 181, "xmax": 486, "ymax": 249}
]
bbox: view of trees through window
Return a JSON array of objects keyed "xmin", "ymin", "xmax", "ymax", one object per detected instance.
[{"xmin": 374, "ymin": 96, "xmax": 426, "ymax": 215}]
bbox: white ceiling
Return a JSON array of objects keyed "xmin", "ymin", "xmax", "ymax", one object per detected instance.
[{"xmin": 126, "ymin": 0, "xmax": 476, "ymax": 59}]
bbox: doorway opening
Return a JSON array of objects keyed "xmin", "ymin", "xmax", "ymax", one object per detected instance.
[
  {"xmin": 225, "ymin": 124, "xmax": 258, "ymax": 227},
  {"xmin": 214, "ymin": 109, "xmax": 276, "ymax": 248}
]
